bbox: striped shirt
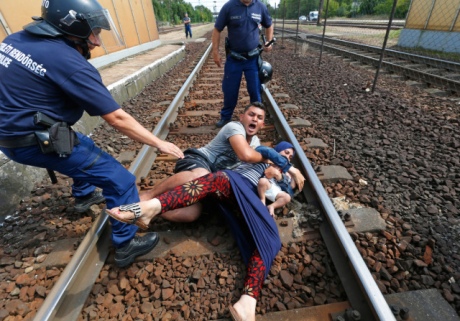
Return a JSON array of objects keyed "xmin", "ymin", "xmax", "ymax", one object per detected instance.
[{"xmin": 232, "ymin": 162, "xmax": 269, "ymax": 187}]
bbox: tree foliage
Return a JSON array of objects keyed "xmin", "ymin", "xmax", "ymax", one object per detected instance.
[
  {"xmin": 271, "ymin": 0, "xmax": 319, "ymax": 19},
  {"xmin": 267, "ymin": 0, "xmax": 409, "ymax": 20},
  {"xmin": 374, "ymin": 0, "xmax": 410, "ymax": 18},
  {"xmin": 152, "ymin": 0, "xmax": 410, "ymax": 25},
  {"xmin": 359, "ymin": 0, "xmax": 409, "ymax": 17},
  {"xmin": 152, "ymin": 0, "xmax": 213, "ymax": 25}
]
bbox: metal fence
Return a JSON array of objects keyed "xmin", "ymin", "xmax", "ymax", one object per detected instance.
[{"xmin": 272, "ymin": 0, "xmax": 460, "ymax": 94}]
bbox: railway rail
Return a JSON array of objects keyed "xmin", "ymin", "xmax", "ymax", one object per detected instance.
[
  {"xmin": 2, "ymin": 28, "xmax": 459, "ymax": 321},
  {"xmin": 278, "ymin": 20, "xmax": 405, "ymax": 30},
  {"xmin": 277, "ymin": 28, "xmax": 460, "ymax": 95},
  {"xmin": 29, "ymin": 38, "xmax": 400, "ymax": 321}
]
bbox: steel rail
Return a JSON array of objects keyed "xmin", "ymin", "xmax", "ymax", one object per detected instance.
[
  {"xmin": 305, "ymin": 39, "xmax": 460, "ymax": 93},
  {"xmin": 33, "ymin": 43, "xmax": 213, "ymax": 321},
  {"xmin": 262, "ymin": 86, "xmax": 397, "ymax": 321},
  {"xmin": 33, "ymin": 211, "xmax": 111, "ymax": 321},
  {"xmin": 280, "ymin": 20, "xmax": 404, "ymax": 29},
  {"xmin": 129, "ymin": 43, "xmax": 213, "ymax": 178},
  {"xmin": 305, "ymin": 34, "xmax": 460, "ymax": 73},
  {"xmin": 277, "ymin": 28, "xmax": 460, "ymax": 92},
  {"xmin": 34, "ymin": 40, "xmax": 397, "ymax": 321},
  {"xmin": 279, "ymin": 27, "xmax": 460, "ymax": 71}
]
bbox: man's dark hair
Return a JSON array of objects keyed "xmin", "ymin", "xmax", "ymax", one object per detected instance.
[{"xmin": 244, "ymin": 101, "xmax": 266, "ymax": 113}]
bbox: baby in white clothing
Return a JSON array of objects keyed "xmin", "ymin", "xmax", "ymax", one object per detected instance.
[{"xmin": 257, "ymin": 141, "xmax": 296, "ymax": 217}]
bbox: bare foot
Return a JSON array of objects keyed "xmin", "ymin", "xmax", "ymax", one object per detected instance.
[
  {"xmin": 107, "ymin": 198, "xmax": 161, "ymax": 229},
  {"xmin": 233, "ymin": 295, "xmax": 256, "ymax": 321}
]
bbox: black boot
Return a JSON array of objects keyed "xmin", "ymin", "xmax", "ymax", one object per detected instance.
[
  {"xmin": 74, "ymin": 190, "xmax": 105, "ymax": 213},
  {"xmin": 216, "ymin": 119, "xmax": 231, "ymax": 128},
  {"xmin": 114, "ymin": 232, "xmax": 160, "ymax": 268}
]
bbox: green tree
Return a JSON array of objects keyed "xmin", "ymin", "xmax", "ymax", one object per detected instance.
[
  {"xmin": 358, "ymin": 0, "xmax": 381, "ymax": 15},
  {"xmin": 394, "ymin": 0, "xmax": 410, "ymax": 19},
  {"xmin": 152, "ymin": 0, "xmax": 213, "ymax": 24},
  {"xmin": 325, "ymin": 0, "xmax": 340, "ymax": 17},
  {"xmin": 373, "ymin": 0, "xmax": 409, "ymax": 18}
]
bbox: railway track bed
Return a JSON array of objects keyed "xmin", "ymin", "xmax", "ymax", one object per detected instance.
[
  {"xmin": 1, "ymin": 30, "xmax": 459, "ymax": 321},
  {"xmin": 277, "ymin": 28, "xmax": 460, "ymax": 96}
]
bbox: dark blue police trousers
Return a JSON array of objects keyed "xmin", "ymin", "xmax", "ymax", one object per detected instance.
[
  {"xmin": 1, "ymin": 132, "xmax": 138, "ymax": 248},
  {"xmin": 221, "ymin": 55, "xmax": 261, "ymax": 121}
]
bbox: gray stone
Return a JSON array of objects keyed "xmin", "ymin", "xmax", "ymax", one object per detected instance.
[
  {"xmin": 290, "ymin": 118, "xmax": 311, "ymax": 128},
  {"xmin": 317, "ymin": 165, "xmax": 352, "ymax": 183},
  {"xmin": 117, "ymin": 151, "xmax": 136, "ymax": 164},
  {"xmin": 406, "ymin": 80, "xmax": 427, "ymax": 88},
  {"xmin": 385, "ymin": 289, "xmax": 460, "ymax": 321},
  {"xmin": 273, "ymin": 93, "xmax": 290, "ymax": 99},
  {"xmin": 424, "ymin": 88, "xmax": 449, "ymax": 97},
  {"xmin": 281, "ymin": 103, "xmax": 299, "ymax": 110},
  {"xmin": 304, "ymin": 137, "xmax": 328, "ymax": 148},
  {"xmin": 0, "ymin": 161, "xmax": 47, "ymax": 217},
  {"xmin": 345, "ymin": 208, "xmax": 387, "ymax": 233}
]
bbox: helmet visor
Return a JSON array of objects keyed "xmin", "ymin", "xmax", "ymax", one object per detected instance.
[
  {"xmin": 61, "ymin": 8, "xmax": 124, "ymax": 50},
  {"xmin": 86, "ymin": 9, "xmax": 124, "ymax": 48}
]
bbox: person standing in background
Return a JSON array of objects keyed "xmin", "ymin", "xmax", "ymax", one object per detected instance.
[
  {"xmin": 183, "ymin": 13, "xmax": 192, "ymax": 39},
  {"xmin": 212, "ymin": 0, "xmax": 274, "ymax": 128}
]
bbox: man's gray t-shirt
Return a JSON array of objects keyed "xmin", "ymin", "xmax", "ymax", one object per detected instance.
[{"xmin": 198, "ymin": 121, "xmax": 260, "ymax": 170}]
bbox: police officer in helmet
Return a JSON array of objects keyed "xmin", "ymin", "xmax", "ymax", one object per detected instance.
[
  {"xmin": 212, "ymin": 0, "xmax": 274, "ymax": 128},
  {"xmin": 0, "ymin": 0, "xmax": 184, "ymax": 267}
]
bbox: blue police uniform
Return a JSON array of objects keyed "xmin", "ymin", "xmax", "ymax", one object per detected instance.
[
  {"xmin": 0, "ymin": 30, "xmax": 138, "ymax": 248},
  {"xmin": 214, "ymin": 0, "xmax": 272, "ymax": 121}
]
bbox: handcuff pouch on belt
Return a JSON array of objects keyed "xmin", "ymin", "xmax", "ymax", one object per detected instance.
[
  {"xmin": 228, "ymin": 47, "xmax": 260, "ymax": 61},
  {"xmin": 34, "ymin": 130, "xmax": 55, "ymax": 154},
  {"xmin": 33, "ymin": 112, "xmax": 79, "ymax": 157}
]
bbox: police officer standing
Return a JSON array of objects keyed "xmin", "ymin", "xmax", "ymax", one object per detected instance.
[
  {"xmin": 0, "ymin": 0, "xmax": 184, "ymax": 268},
  {"xmin": 212, "ymin": 0, "xmax": 274, "ymax": 128}
]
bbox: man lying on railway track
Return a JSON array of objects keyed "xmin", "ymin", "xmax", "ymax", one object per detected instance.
[
  {"xmin": 107, "ymin": 154, "xmax": 294, "ymax": 321},
  {"xmin": 139, "ymin": 102, "xmax": 305, "ymax": 223},
  {"xmin": 0, "ymin": 0, "xmax": 184, "ymax": 268}
]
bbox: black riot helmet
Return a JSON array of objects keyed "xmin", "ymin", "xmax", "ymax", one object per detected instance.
[
  {"xmin": 259, "ymin": 60, "xmax": 273, "ymax": 84},
  {"xmin": 23, "ymin": 0, "xmax": 124, "ymax": 59},
  {"xmin": 24, "ymin": 0, "xmax": 111, "ymax": 39}
]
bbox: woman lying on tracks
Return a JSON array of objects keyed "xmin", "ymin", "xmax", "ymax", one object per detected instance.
[{"xmin": 107, "ymin": 143, "xmax": 299, "ymax": 321}]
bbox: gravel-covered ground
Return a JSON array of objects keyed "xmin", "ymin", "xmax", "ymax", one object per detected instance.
[
  {"xmin": 0, "ymin": 30, "xmax": 459, "ymax": 320},
  {"xmin": 267, "ymin": 40, "xmax": 460, "ymax": 314}
]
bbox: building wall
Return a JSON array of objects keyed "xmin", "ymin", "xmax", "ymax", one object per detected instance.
[
  {"xmin": 0, "ymin": 0, "xmax": 159, "ymax": 58},
  {"xmin": 405, "ymin": 0, "xmax": 460, "ymax": 31},
  {"xmin": 399, "ymin": 0, "xmax": 460, "ymax": 53}
]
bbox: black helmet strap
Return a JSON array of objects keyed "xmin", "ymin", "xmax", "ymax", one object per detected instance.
[{"xmin": 71, "ymin": 38, "xmax": 91, "ymax": 60}]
